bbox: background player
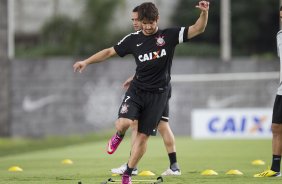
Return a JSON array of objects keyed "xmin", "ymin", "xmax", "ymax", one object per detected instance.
[{"xmin": 254, "ymin": 6, "xmax": 282, "ymax": 177}]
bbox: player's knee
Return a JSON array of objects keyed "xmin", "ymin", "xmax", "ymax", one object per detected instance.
[
  {"xmin": 130, "ymin": 121, "xmax": 138, "ymax": 131},
  {"xmin": 115, "ymin": 118, "xmax": 132, "ymax": 132},
  {"xmin": 271, "ymin": 123, "xmax": 282, "ymax": 136},
  {"xmin": 138, "ymin": 133, "xmax": 149, "ymax": 143},
  {"xmin": 157, "ymin": 121, "xmax": 168, "ymax": 133}
]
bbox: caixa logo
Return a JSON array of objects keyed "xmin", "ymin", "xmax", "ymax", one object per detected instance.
[{"xmin": 208, "ymin": 115, "xmax": 271, "ymax": 133}]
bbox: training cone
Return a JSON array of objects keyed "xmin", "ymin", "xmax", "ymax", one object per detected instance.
[
  {"xmin": 138, "ymin": 170, "xmax": 156, "ymax": 176},
  {"xmin": 201, "ymin": 169, "xmax": 218, "ymax": 176},
  {"xmin": 61, "ymin": 159, "xmax": 73, "ymax": 165},
  {"xmin": 8, "ymin": 166, "xmax": 23, "ymax": 172},
  {"xmin": 252, "ymin": 160, "xmax": 265, "ymax": 165},
  {"xmin": 225, "ymin": 169, "xmax": 243, "ymax": 175},
  {"xmin": 112, "ymin": 174, "xmax": 119, "ymax": 176}
]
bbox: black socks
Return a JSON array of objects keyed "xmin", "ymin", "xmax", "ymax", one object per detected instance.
[
  {"xmin": 168, "ymin": 152, "xmax": 177, "ymax": 165},
  {"xmin": 271, "ymin": 155, "xmax": 281, "ymax": 172},
  {"xmin": 168, "ymin": 152, "xmax": 180, "ymax": 171},
  {"xmin": 124, "ymin": 164, "xmax": 134, "ymax": 176},
  {"xmin": 170, "ymin": 162, "xmax": 180, "ymax": 171},
  {"xmin": 116, "ymin": 131, "xmax": 124, "ymax": 138}
]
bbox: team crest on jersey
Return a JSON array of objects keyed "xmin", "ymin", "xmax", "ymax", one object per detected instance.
[
  {"xmin": 156, "ymin": 35, "xmax": 165, "ymax": 46},
  {"xmin": 120, "ymin": 104, "xmax": 129, "ymax": 114}
]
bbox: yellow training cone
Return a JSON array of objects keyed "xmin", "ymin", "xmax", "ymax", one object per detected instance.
[
  {"xmin": 138, "ymin": 170, "xmax": 156, "ymax": 176},
  {"xmin": 201, "ymin": 169, "xmax": 218, "ymax": 176},
  {"xmin": 226, "ymin": 169, "xmax": 243, "ymax": 175},
  {"xmin": 8, "ymin": 166, "xmax": 23, "ymax": 172},
  {"xmin": 252, "ymin": 160, "xmax": 265, "ymax": 165},
  {"xmin": 112, "ymin": 174, "xmax": 119, "ymax": 176},
  {"xmin": 61, "ymin": 159, "xmax": 73, "ymax": 165}
]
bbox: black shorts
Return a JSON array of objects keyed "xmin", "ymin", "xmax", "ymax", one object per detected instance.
[
  {"xmin": 151, "ymin": 93, "xmax": 171, "ymax": 136},
  {"xmin": 118, "ymin": 85, "xmax": 169, "ymax": 136},
  {"xmin": 272, "ymin": 94, "xmax": 282, "ymax": 124},
  {"xmin": 160, "ymin": 105, "xmax": 169, "ymax": 122},
  {"xmin": 160, "ymin": 86, "xmax": 171, "ymax": 123},
  {"xmin": 149, "ymin": 85, "xmax": 171, "ymax": 136}
]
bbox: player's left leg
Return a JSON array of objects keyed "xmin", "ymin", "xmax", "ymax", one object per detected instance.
[
  {"xmin": 270, "ymin": 123, "xmax": 282, "ymax": 173},
  {"xmin": 254, "ymin": 95, "xmax": 282, "ymax": 177},
  {"xmin": 122, "ymin": 89, "xmax": 168, "ymax": 184},
  {"xmin": 158, "ymin": 121, "xmax": 181, "ymax": 176},
  {"xmin": 254, "ymin": 123, "xmax": 282, "ymax": 177},
  {"xmin": 122, "ymin": 132, "xmax": 150, "ymax": 184}
]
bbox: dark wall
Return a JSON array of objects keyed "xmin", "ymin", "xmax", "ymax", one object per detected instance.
[{"xmin": 0, "ymin": 0, "xmax": 11, "ymax": 136}]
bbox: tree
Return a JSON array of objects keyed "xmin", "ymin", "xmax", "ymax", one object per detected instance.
[
  {"xmin": 76, "ymin": 0, "xmax": 124, "ymax": 55},
  {"xmin": 232, "ymin": 0, "xmax": 278, "ymax": 56},
  {"xmin": 19, "ymin": 0, "xmax": 125, "ymax": 57},
  {"xmin": 171, "ymin": 0, "xmax": 220, "ymax": 44},
  {"xmin": 172, "ymin": 0, "xmax": 279, "ymax": 57}
]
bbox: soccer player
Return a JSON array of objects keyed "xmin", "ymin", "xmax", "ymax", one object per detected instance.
[
  {"xmin": 254, "ymin": 6, "xmax": 282, "ymax": 177},
  {"xmin": 73, "ymin": 2, "xmax": 209, "ymax": 183},
  {"xmin": 110, "ymin": 6, "xmax": 181, "ymax": 176}
]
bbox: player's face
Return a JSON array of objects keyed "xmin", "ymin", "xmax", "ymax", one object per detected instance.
[
  {"xmin": 280, "ymin": 11, "xmax": 282, "ymax": 24},
  {"xmin": 131, "ymin": 12, "xmax": 142, "ymax": 31},
  {"xmin": 141, "ymin": 19, "xmax": 158, "ymax": 35}
]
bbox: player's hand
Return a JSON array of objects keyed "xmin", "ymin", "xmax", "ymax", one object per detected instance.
[
  {"xmin": 122, "ymin": 77, "xmax": 133, "ymax": 90},
  {"xmin": 196, "ymin": 1, "xmax": 209, "ymax": 11},
  {"xmin": 73, "ymin": 61, "xmax": 87, "ymax": 73}
]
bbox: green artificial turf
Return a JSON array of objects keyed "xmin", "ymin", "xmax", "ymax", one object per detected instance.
[{"xmin": 0, "ymin": 136, "xmax": 281, "ymax": 184}]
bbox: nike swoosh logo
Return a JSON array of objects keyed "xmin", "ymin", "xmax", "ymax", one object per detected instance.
[
  {"xmin": 136, "ymin": 43, "xmax": 143, "ymax": 47},
  {"xmin": 207, "ymin": 95, "xmax": 243, "ymax": 108},
  {"xmin": 107, "ymin": 140, "xmax": 113, "ymax": 153},
  {"xmin": 23, "ymin": 95, "xmax": 60, "ymax": 112}
]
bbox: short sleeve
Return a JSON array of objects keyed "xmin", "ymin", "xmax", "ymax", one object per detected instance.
[
  {"xmin": 166, "ymin": 27, "xmax": 189, "ymax": 46},
  {"xmin": 114, "ymin": 33, "xmax": 133, "ymax": 57},
  {"xmin": 277, "ymin": 30, "xmax": 282, "ymax": 57},
  {"xmin": 178, "ymin": 27, "xmax": 189, "ymax": 44}
]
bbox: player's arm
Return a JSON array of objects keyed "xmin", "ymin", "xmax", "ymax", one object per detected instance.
[
  {"xmin": 73, "ymin": 47, "xmax": 117, "ymax": 73},
  {"xmin": 277, "ymin": 31, "xmax": 282, "ymax": 57},
  {"xmin": 187, "ymin": 1, "xmax": 209, "ymax": 39},
  {"xmin": 122, "ymin": 75, "xmax": 134, "ymax": 90}
]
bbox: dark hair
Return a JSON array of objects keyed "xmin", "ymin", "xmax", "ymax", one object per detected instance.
[
  {"xmin": 138, "ymin": 2, "xmax": 159, "ymax": 21},
  {"xmin": 280, "ymin": 6, "xmax": 282, "ymax": 11},
  {"xmin": 132, "ymin": 6, "xmax": 139, "ymax": 13}
]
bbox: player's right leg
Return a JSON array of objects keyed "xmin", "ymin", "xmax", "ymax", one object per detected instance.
[
  {"xmin": 107, "ymin": 118, "xmax": 132, "ymax": 154},
  {"xmin": 111, "ymin": 120, "xmax": 139, "ymax": 175},
  {"xmin": 107, "ymin": 87, "xmax": 140, "ymax": 155}
]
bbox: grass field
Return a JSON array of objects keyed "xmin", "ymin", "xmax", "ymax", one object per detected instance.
[{"xmin": 0, "ymin": 136, "xmax": 281, "ymax": 184}]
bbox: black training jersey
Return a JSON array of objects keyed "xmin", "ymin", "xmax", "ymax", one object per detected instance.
[{"xmin": 114, "ymin": 27, "xmax": 189, "ymax": 92}]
